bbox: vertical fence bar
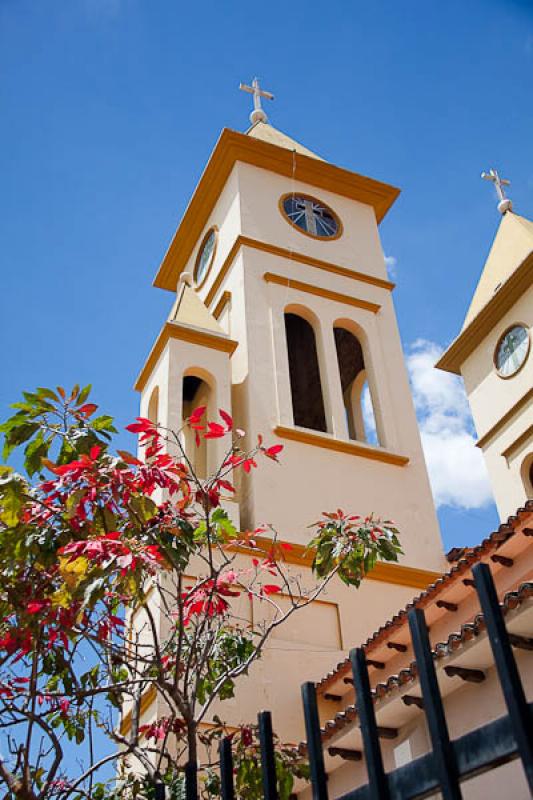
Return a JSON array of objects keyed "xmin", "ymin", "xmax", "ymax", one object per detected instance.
[
  {"xmin": 220, "ymin": 736, "xmax": 235, "ymax": 800},
  {"xmin": 408, "ymin": 608, "xmax": 462, "ymax": 800},
  {"xmin": 185, "ymin": 761, "xmax": 198, "ymax": 800},
  {"xmin": 301, "ymin": 682, "xmax": 329, "ymax": 800},
  {"xmin": 350, "ymin": 647, "xmax": 390, "ymax": 800},
  {"xmin": 473, "ymin": 562, "xmax": 533, "ymax": 791},
  {"xmin": 258, "ymin": 710, "xmax": 279, "ymax": 800}
]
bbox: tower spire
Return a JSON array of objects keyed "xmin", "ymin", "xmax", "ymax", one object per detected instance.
[
  {"xmin": 239, "ymin": 77, "xmax": 274, "ymax": 125},
  {"xmin": 481, "ymin": 168, "xmax": 513, "ymax": 214}
]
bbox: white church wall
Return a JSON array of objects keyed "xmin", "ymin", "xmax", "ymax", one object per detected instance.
[
  {"xmin": 235, "ymin": 161, "xmax": 389, "ymax": 283},
  {"xmin": 461, "ymin": 283, "xmax": 533, "ymax": 519},
  {"xmin": 237, "ymin": 244, "xmax": 444, "ymax": 571}
]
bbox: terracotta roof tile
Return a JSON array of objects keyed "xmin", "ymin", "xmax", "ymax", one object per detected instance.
[
  {"xmin": 299, "ymin": 579, "xmax": 532, "ymax": 751},
  {"xmin": 316, "ymin": 501, "xmax": 533, "ymax": 692}
]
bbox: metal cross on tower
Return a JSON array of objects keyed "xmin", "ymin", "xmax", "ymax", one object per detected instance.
[
  {"xmin": 481, "ymin": 168, "xmax": 513, "ymax": 214},
  {"xmin": 239, "ymin": 77, "xmax": 274, "ymax": 125}
]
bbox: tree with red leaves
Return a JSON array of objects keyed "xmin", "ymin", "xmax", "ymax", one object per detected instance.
[{"xmin": 0, "ymin": 386, "xmax": 402, "ymax": 800}]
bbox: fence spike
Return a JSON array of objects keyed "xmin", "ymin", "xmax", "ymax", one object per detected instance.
[
  {"xmin": 408, "ymin": 608, "xmax": 462, "ymax": 800},
  {"xmin": 350, "ymin": 647, "xmax": 390, "ymax": 799},
  {"xmin": 473, "ymin": 562, "xmax": 533, "ymax": 792},
  {"xmin": 220, "ymin": 737, "xmax": 235, "ymax": 800},
  {"xmin": 301, "ymin": 682, "xmax": 328, "ymax": 800},
  {"xmin": 258, "ymin": 710, "xmax": 278, "ymax": 800}
]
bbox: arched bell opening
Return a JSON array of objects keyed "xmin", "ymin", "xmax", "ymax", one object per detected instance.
[
  {"xmin": 334, "ymin": 326, "xmax": 380, "ymax": 446},
  {"xmin": 520, "ymin": 453, "xmax": 533, "ymax": 499},
  {"xmin": 147, "ymin": 386, "xmax": 159, "ymax": 426},
  {"xmin": 284, "ymin": 310, "xmax": 327, "ymax": 433},
  {"xmin": 181, "ymin": 370, "xmax": 215, "ymax": 480}
]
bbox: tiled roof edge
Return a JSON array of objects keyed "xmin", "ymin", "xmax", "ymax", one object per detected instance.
[{"xmin": 316, "ymin": 500, "xmax": 533, "ymax": 691}]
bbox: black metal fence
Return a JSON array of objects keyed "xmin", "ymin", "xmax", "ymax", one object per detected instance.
[{"xmin": 216, "ymin": 562, "xmax": 533, "ymax": 800}]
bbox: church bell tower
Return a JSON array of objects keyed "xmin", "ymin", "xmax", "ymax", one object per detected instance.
[
  {"xmin": 437, "ymin": 171, "xmax": 533, "ymax": 520},
  {"xmin": 136, "ymin": 84, "xmax": 445, "ymax": 574},
  {"xmin": 133, "ymin": 83, "xmax": 448, "ymax": 741}
]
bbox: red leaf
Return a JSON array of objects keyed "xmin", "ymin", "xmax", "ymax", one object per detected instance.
[
  {"xmin": 117, "ymin": 450, "xmax": 142, "ymax": 466},
  {"xmin": 79, "ymin": 403, "xmax": 98, "ymax": 417},
  {"xmin": 126, "ymin": 418, "xmax": 155, "ymax": 434},
  {"xmin": 188, "ymin": 405, "xmax": 207, "ymax": 425},
  {"xmin": 89, "ymin": 445, "xmax": 101, "ymax": 460},
  {"xmin": 219, "ymin": 409, "xmax": 233, "ymax": 430},
  {"xmin": 263, "ymin": 584, "xmax": 281, "ymax": 595},
  {"xmin": 265, "ymin": 444, "xmax": 283, "ymax": 460},
  {"xmin": 204, "ymin": 422, "xmax": 226, "ymax": 439},
  {"xmin": 27, "ymin": 601, "xmax": 47, "ymax": 614}
]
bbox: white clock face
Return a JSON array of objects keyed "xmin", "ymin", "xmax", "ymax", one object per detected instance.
[{"xmin": 494, "ymin": 325, "xmax": 530, "ymax": 377}]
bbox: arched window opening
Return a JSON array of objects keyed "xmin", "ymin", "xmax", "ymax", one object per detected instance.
[
  {"xmin": 521, "ymin": 454, "xmax": 533, "ymax": 499},
  {"xmin": 147, "ymin": 387, "xmax": 159, "ymax": 426},
  {"xmin": 182, "ymin": 374, "xmax": 212, "ymax": 479},
  {"xmin": 284, "ymin": 313, "xmax": 327, "ymax": 432},
  {"xmin": 334, "ymin": 327, "xmax": 380, "ymax": 445}
]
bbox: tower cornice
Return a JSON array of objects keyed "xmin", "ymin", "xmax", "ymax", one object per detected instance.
[
  {"xmin": 436, "ymin": 251, "xmax": 533, "ymax": 375},
  {"xmin": 154, "ymin": 128, "xmax": 400, "ymax": 292}
]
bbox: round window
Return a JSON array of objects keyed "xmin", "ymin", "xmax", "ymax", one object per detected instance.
[
  {"xmin": 280, "ymin": 194, "xmax": 341, "ymax": 239},
  {"xmin": 194, "ymin": 227, "xmax": 217, "ymax": 286},
  {"xmin": 494, "ymin": 324, "xmax": 530, "ymax": 378}
]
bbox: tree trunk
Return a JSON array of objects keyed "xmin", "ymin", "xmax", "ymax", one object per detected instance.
[{"xmin": 185, "ymin": 721, "xmax": 198, "ymax": 800}]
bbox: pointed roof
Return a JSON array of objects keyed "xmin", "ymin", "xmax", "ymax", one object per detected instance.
[
  {"xmin": 462, "ymin": 212, "xmax": 533, "ymax": 329},
  {"xmin": 170, "ymin": 280, "xmax": 225, "ymax": 334},
  {"xmin": 153, "ymin": 127, "xmax": 400, "ymax": 292},
  {"xmin": 246, "ymin": 121, "xmax": 324, "ymax": 161},
  {"xmin": 437, "ymin": 210, "xmax": 533, "ymax": 374}
]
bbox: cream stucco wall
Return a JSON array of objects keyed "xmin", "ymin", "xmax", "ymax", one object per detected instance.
[
  {"xmin": 189, "ymin": 160, "xmax": 444, "ymax": 571},
  {"xmin": 132, "ymin": 137, "xmax": 451, "ymax": 759},
  {"xmin": 460, "ymin": 284, "xmax": 533, "ymax": 520}
]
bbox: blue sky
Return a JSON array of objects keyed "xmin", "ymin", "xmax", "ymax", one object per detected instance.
[{"xmin": 1, "ymin": 0, "xmax": 532, "ymax": 551}]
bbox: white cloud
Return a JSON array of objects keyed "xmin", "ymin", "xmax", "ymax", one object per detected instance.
[
  {"xmin": 406, "ymin": 339, "xmax": 493, "ymax": 510},
  {"xmin": 362, "ymin": 383, "xmax": 379, "ymax": 446},
  {"xmin": 384, "ymin": 255, "xmax": 397, "ymax": 279}
]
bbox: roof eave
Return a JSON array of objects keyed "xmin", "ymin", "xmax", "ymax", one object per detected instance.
[
  {"xmin": 153, "ymin": 128, "xmax": 401, "ymax": 293},
  {"xmin": 436, "ymin": 250, "xmax": 533, "ymax": 375}
]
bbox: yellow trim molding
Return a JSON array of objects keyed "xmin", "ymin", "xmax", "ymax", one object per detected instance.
[
  {"xmin": 231, "ymin": 535, "xmax": 439, "ymax": 590},
  {"xmin": 205, "ymin": 235, "xmax": 393, "ymax": 309},
  {"xmin": 273, "ymin": 425, "xmax": 409, "ymax": 466},
  {"xmin": 154, "ymin": 128, "xmax": 400, "ymax": 291},
  {"xmin": 502, "ymin": 424, "xmax": 533, "ymax": 462},
  {"xmin": 213, "ymin": 290, "xmax": 232, "ymax": 320},
  {"xmin": 436, "ymin": 252, "xmax": 533, "ymax": 375},
  {"xmin": 264, "ymin": 273, "xmax": 381, "ymax": 314},
  {"xmin": 120, "ymin": 686, "xmax": 157, "ymax": 736},
  {"xmin": 476, "ymin": 387, "xmax": 533, "ymax": 449},
  {"xmin": 135, "ymin": 322, "xmax": 238, "ymax": 392}
]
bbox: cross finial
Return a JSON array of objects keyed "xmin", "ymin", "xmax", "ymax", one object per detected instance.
[
  {"xmin": 239, "ymin": 77, "xmax": 274, "ymax": 125},
  {"xmin": 481, "ymin": 168, "xmax": 513, "ymax": 214}
]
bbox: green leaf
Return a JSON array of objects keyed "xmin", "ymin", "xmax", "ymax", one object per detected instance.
[
  {"xmin": 2, "ymin": 421, "xmax": 39, "ymax": 460},
  {"xmin": 24, "ymin": 431, "xmax": 49, "ymax": 476},
  {"xmin": 37, "ymin": 387, "xmax": 59, "ymax": 402},
  {"xmin": 0, "ymin": 478, "xmax": 25, "ymax": 526},
  {"xmin": 92, "ymin": 415, "xmax": 117, "ymax": 433},
  {"xmin": 129, "ymin": 495, "xmax": 157, "ymax": 523},
  {"xmin": 77, "ymin": 384, "xmax": 92, "ymax": 405}
]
